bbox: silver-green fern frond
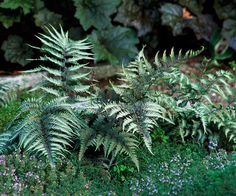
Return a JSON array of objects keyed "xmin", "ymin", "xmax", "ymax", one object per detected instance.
[
  {"xmin": 0, "ymin": 130, "xmax": 17, "ymax": 154},
  {"xmin": 27, "ymin": 25, "xmax": 94, "ymax": 103},
  {"xmin": 154, "ymin": 47, "xmax": 204, "ymax": 67},
  {"xmin": 10, "ymin": 97, "xmax": 84, "ymax": 167},
  {"xmin": 105, "ymin": 49, "xmax": 174, "ymax": 153},
  {"xmin": 78, "ymin": 115, "xmax": 139, "ymax": 170},
  {"xmin": 208, "ymin": 105, "xmax": 236, "ymax": 143}
]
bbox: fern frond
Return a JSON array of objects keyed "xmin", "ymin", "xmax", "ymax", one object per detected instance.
[
  {"xmin": 106, "ymin": 47, "xmax": 236, "ymax": 151},
  {"xmin": 79, "ymin": 115, "xmax": 139, "ymax": 170},
  {"xmin": 0, "ymin": 130, "xmax": 17, "ymax": 154},
  {"xmin": 155, "ymin": 46, "xmax": 204, "ymax": 66},
  {"xmin": 9, "ymin": 97, "xmax": 80, "ymax": 167},
  {"xmin": 27, "ymin": 25, "xmax": 94, "ymax": 103},
  {"xmin": 0, "ymin": 82, "xmax": 17, "ymax": 107}
]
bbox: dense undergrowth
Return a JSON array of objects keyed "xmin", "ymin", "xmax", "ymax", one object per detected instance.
[
  {"xmin": 0, "ymin": 139, "xmax": 236, "ymax": 195},
  {"xmin": 0, "ymin": 26, "xmax": 236, "ymax": 194}
]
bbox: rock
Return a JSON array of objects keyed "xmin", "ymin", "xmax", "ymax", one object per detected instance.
[
  {"xmin": 0, "ymin": 65, "xmax": 121, "ymax": 90},
  {"xmin": 0, "ymin": 72, "xmax": 44, "ymax": 90}
]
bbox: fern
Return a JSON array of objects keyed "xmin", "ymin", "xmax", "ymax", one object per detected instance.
[
  {"xmin": 27, "ymin": 25, "xmax": 94, "ymax": 103},
  {"xmin": 0, "ymin": 130, "xmax": 17, "ymax": 154},
  {"xmin": 0, "ymin": 26, "xmax": 95, "ymax": 167},
  {"xmin": 207, "ymin": 105, "xmax": 236, "ymax": 143},
  {"xmin": 105, "ymin": 47, "xmax": 236, "ymax": 151},
  {"xmin": 79, "ymin": 114, "xmax": 139, "ymax": 170},
  {"xmin": 0, "ymin": 82, "xmax": 17, "ymax": 107},
  {"xmin": 1, "ymin": 97, "xmax": 84, "ymax": 167},
  {"xmin": 154, "ymin": 47, "xmax": 236, "ymax": 147},
  {"xmin": 105, "ymin": 49, "xmax": 174, "ymax": 153}
]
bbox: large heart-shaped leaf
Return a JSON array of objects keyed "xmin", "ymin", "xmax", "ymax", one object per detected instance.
[
  {"xmin": 90, "ymin": 26, "xmax": 139, "ymax": 65},
  {"xmin": 73, "ymin": 0, "xmax": 121, "ymax": 30},
  {"xmin": 114, "ymin": 0, "xmax": 158, "ymax": 37}
]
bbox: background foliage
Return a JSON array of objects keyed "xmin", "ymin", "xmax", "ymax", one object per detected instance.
[{"xmin": 0, "ymin": 0, "xmax": 235, "ymax": 69}]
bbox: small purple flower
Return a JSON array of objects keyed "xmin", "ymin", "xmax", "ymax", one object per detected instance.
[
  {"xmin": 0, "ymin": 155, "xmax": 6, "ymax": 165},
  {"xmin": 25, "ymin": 171, "xmax": 34, "ymax": 177}
]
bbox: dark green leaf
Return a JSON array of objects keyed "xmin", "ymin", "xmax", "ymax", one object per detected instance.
[
  {"xmin": 222, "ymin": 19, "xmax": 236, "ymax": 41},
  {"xmin": 179, "ymin": 0, "xmax": 204, "ymax": 15},
  {"xmin": 214, "ymin": 1, "xmax": 236, "ymax": 20},
  {"xmin": 0, "ymin": 14, "xmax": 20, "ymax": 28},
  {"xmin": 89, "ymin": 26, "xmax": 139, "ymax": 65},
  {"xmin": 114, "ymin": 0, "xmax": 158, "ymax": 37},
  {"xmin": 1, "ymin": 35, "xmax": 34, "ymax": 66},
  {"xmin": 160, "ymin": 3, "xmax": 185, "ymax": 36},
  {"xmin": 34, "ymin": 8, "xmax": 62, "ymax": 28},
  {"xmin": 0, "ymin": 0, "xmax": 33, "ymax": 15},
  {"xmin": 73, "ymin": 0, "xmax": 121, "ymax": 30},
  {"xmin": 188, "ymin": 14, "xmax": 218, "ymax": 41},
  {"xmin": 68, "ymin": 26, "xmax": 85, "ymax": 40}
]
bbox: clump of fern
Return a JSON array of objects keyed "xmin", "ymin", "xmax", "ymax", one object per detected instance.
[
  {"xmin": 0, "ymin": 26, "xmax": 142, "ymax": 171},
  {"xmin": 104, "ymin": 48, "xmax": 176, "ymax": 153},
  {"xmin": 27, "ymin": 25, "xmax": 94, "ymax": 103},
  {"xmin": 79, "ymin": 112, "xmax": 140, "ymax": 170},
  {"xmin": 0, "ymin": 82, "xmax": 17, "ymax": 107},
  {"xmin": 0, "ymin": 97, "xmax": 85, "ymax": 167},
  {"xmin": 0, "ymin": 26, "xmax": 94, "ymax": 167},
  {"xmin": 154, "ymin": 50, "xmax": 236, "ymax": 147},
  {"xmin": 105, "ymin": 47, "xmax": 236, "ymax": 151},
  {"xmin": 169, "ymin": 69, "xmax": 236, "ymax": 146}
]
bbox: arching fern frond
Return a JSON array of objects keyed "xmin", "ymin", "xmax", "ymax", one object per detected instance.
[
  {"xmin": 207, "ymin": 105, "xmax": 236, "ymax": 143},
  {"xmin": 79, "ymin": 115, "xmax": 139, "ymax": 170},
  {"xmin": 27, "ymin": 25, "xmax": 94, "ymax": 103},
  {"xmin": 105, "ymin": 49, "xmax": 174, "ymax": 153},
  {"xmin": 9, "ymin": 97, "xmax": 84, "ymax": 167},
  {"xmin": 0, "ymin": 130, "xmax": 17, "ymax": 154},
  {"xmin": 154, "ymin": 46, "xmax": 204, "ymax": 67}
]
